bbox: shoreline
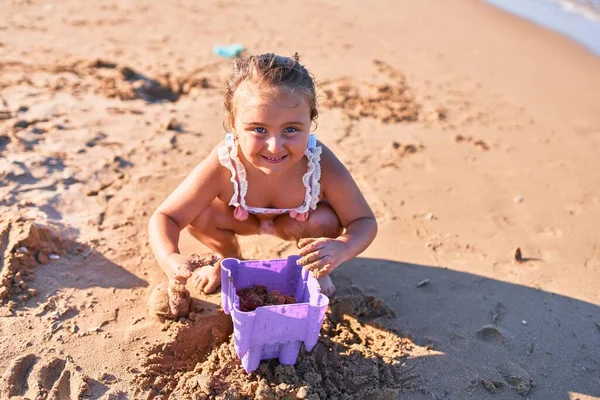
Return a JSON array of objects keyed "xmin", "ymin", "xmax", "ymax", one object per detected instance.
[{"xmin": 484, "ymin": 0, "xmax": 600, "ymax": 56}]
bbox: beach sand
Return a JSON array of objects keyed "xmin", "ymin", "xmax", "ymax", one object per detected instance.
[{"xmin": 1, "ymin": 0, "xmax": 600, "ymax": 398}]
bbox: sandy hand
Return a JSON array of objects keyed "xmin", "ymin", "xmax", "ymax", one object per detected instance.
[
  {"xmin": 167, "ymin": 253, "xmax": 219, "ymax": 317},
  {"xmin": 297, "ymin": 237, "xmax": 347, "ymax": 278},
  {"xmin": 174, "ymin": 253, "xmax": 220, "ymax": 279},
  {"xmin": 167, "ymin": 279, "xmax": 190, "ymax": 317}
]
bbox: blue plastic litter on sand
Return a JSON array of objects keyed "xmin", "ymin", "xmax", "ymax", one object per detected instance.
[
  {"xmin": 221, "ymin": 256, "xmax": 329, "ymax": 373},
  {"xmin": 213, "ymin": 44, "xmax": 245, "ymax": 58}
]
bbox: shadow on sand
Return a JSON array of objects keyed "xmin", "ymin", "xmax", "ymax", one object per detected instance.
[
  {"xmin": 133, "ymin": 256, "xmax": 599, "ymax": 399},
  {"xmin": 331, "ymin": 257, "xmax": 600, "ymax": 399}
]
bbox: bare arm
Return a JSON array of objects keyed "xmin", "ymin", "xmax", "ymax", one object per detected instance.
[
  {"xmin": 148, "ymin": 146, "xmax": 224, "ymax": 279},
  {"xmin": 321, "ymin": 144, "xmax": 378, "ymax": 262}
]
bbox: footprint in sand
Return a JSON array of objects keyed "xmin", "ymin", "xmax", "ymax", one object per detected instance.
[
  {"xmin": 496, "ymin": 362, "xmax": 534, "ymax": 395},
  {"xmin": 449, "ymin": 332, "xmax": 468, "ymax": 349},
  {"xmin": 475, "ymin": 324, "xmax": 510, "ymax": 345},
  {"xmin": 0, "ymin": 354, "xmax": 91, "ymax": 399},
  {"xmin": 0, "ymin": 354, "xmax": 38, "ymax": 398}
]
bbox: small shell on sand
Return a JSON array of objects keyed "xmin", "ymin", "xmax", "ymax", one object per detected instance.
[{"xmin": 16, "ymin": 247, "xmax": 28, "ymax": 254}]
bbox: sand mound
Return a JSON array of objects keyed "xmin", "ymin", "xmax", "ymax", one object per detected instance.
[
  {"xmin": 0, "ymin": 59, "xmax": 214, "ymax": 103},
  {"xmin": 0, "ymin": 216, "xmax": 75, "ymax": 311},
  {"xmin": 137, "ymin": 290, "xmax": 423, "ymax": 399},
  {"xmin": 321, "ymin": 60, "xmax": 420, "ymax": 124},
  {"xmin": 134, "ymin": 310, "xmax": 234, "ymax": 398}
]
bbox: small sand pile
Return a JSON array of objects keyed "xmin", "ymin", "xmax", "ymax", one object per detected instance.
[
  {"xmin": 321, "ymin": 60, "xmax": 420, "ymax": 124},
  {"xmin": 138, "ymin": 290, "xmax": 423, "ymax": 399},
  {"xmin": 0, "ymin": 59, "xmax": 214, "ymax": 103},
  {"xmin": 134, "ymin": 312, "xmax": 234, "ymax": 398},
  {"xmin": 0, "ymin": 216, "xmax": 74, "ymax": 313}
]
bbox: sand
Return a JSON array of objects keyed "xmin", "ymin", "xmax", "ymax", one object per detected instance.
[{"xmin": 1, "ymin": 0, "xmax": 600, "ymax": 399}]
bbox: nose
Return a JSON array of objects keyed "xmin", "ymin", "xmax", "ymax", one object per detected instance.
[{"xmin": 266, "ymin": 135, "xmax": 282, "ymax": 153}]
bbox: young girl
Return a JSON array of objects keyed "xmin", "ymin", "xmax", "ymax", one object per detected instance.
[{"xmin": 148, "ymin": 53, "xmax": 377, "ymax": 311}]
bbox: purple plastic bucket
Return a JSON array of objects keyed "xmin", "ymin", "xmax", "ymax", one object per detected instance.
[{"xmin": 221, "ymin": 256, "xmax": 329, "ymax": 373}]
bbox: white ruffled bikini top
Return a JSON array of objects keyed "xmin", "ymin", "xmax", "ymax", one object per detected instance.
[{"xmin": 217, "ymin": 133, "xmax": 322, "ymax": 222}]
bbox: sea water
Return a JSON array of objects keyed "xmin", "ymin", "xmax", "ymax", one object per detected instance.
[{"xmin": 484, "ymin": 0, "xmax": 600, "ymax": 56}]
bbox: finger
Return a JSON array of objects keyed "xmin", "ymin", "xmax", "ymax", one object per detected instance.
[
  {"xmin": 322, "ymin": 262, "xmax": 337, "ymax": 275},
  {"xmin": 189, "ymin": 274, "xmax": 200, "ymax": 288},
  {"xmin": 303, "ymin": 256, "xmax": 332, "ymax": 273},
  {"xmin": 169, "ymin": 301, "xmax": 179, "ymax": 316},
  {"xmin": 298, "ymin": 239, "xmax": 326, "ymax": 257},
  {"xmin": 196, "ymin": 277, "xmax": 208, "ymax": 292},
  {"xmin": 203, "ymin": 279, "xmax": 220, "ymax": 294},
  {"xmin": 297, "ymin": 250, "xmax": 323, "ymax": 266},
  {"xmin": 308, "ymin": 262, "xmax": 331, "ymax": 278},
  {"xmin": 297, "ymin": 237, "xmax": 316, "ymax": 249}
]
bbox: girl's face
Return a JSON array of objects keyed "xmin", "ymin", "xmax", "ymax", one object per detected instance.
[{"xmin": 232, "ymin": 83, "xmax": 311, "ymax": 176}]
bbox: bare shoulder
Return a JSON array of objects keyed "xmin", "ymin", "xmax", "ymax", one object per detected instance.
[
  {"xmin": 315, "ymin": 140, "xmax": 374, "ymax": 223},
  {"xmin": 203, "ymin": 140, "xmax": 227, "ymax": 170},
  {"xmin": 317, "ymin": 141, "xmax": 353, "ymax": 183},
  {"xmin": 155, "ymin": 141, "xmax": 227, "ymax": 217},
  {"xmin": 185, "ymin": 141, "xmax": 227, "ymax": 182}
]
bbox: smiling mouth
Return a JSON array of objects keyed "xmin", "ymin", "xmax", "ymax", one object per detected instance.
[{"xmin": 261, "ymin": 155, "xmax": 288, "ymax": 163}]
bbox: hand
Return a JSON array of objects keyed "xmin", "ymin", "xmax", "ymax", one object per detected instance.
[
  {"xmin": 190, "ymin": 264, "xmax": 222, "ymax": 294},
  {"xmin": 165, "ymin": 253, "xmax": 191, "ymax": 281},
  {"xmin": 166, "ymin": 253, "xmax": 219, "ymax": 280},
  {"xmin": 297, "ymin": 237, "xmax": 349, "ymax": 278},
  {"xmin": 167, "ymin": 279, "xmax": 191, "ymax": 317}
]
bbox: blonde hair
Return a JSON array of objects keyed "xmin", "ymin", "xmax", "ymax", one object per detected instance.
[{"xmin": 223, "ymin": 53, "xmax": 318, "ymax": 132}]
